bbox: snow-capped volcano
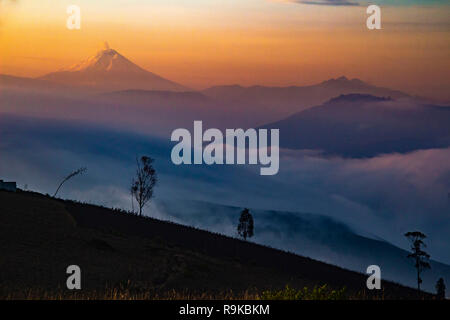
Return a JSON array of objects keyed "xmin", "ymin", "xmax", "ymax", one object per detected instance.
[{"xmin": 38, "ymin": 43, "xmax": 186, "ymax": 92}]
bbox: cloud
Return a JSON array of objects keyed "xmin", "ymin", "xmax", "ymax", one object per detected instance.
[
  {"xmin": 1, "ymin": 114, "xmax": 449, "ymax": 266},
  {"xmin": 290, "ymin": 0, "xmax": 360, "ymax": 6},
  {"xmin": 283, "ymin": 0, "xmax": 450, "ymax": 6}
]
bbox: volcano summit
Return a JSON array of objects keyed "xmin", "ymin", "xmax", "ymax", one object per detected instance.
[{"xmin": 38, "ymin": 43, "xmax": 186, "ymax": 92}]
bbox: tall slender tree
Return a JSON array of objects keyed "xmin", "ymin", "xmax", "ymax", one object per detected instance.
[
  {"xmin": 435, "ymin": 278, "xmax": 446, "ymax": 300},
  {"xmin": 405, "ymin": 231, "xmax": 431, "ymax": 293},
  {"xmin": 237, "ymin": 208, "xmax": 254, "ymax": 241},
  {"xmin": 131, "ymin": 156, "xmax": 157, "ymax": 216}
]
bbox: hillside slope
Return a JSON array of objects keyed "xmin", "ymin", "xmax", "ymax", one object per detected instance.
[
  {"xmin": 0, "ymin": 190, "xmax": 431, "ymax": 299},
  {"xmin": 152, "ymin": 199, "xmax": 450, "ymax": 294}
]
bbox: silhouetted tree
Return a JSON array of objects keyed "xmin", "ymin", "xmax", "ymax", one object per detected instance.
[
  {"xmin": 53, "ymin": 167, "xmax": 87, "ymax": 197},
  {"xmin": 436, "ymin": 278, "xmax": 446, "ymax": 300},
  {"xmin": 405, "ymin": 231, "xmax": 431, "ymax": 293},
  {"xmin": 131, "ymin": 156, "xmax": 157, "ymax": 216},
  {"xmin": 237, "ymin": 208, "xmax": 254, "ymax": 241}
]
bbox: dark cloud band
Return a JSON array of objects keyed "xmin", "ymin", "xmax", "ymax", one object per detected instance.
[{"xmin": 295, "ymin": 0, "xmax": 360, "ymax": 6}]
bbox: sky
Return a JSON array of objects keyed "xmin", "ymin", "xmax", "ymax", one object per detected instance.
[{"xmin": 0, "ymin": 0, "xmax": 449, "ymax": 99}]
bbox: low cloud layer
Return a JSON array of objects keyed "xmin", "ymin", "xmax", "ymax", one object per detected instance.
[
  {"xmin": 296, "ymin": 0, "xmax": 360, "ymax": 6},
  {"xmin": 1, "ymin": 115, "xmax": 449, "ymax": 266}
]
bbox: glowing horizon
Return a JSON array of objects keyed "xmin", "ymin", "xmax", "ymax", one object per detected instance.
[{"xmin": 0, "ymin": 0, "xmax": 449, "ymax": 99}]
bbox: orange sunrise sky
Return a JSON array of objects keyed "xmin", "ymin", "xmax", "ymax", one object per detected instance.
[{"xmin": 0, "ymin": 0, "xmax": 449, "ymax": 100}]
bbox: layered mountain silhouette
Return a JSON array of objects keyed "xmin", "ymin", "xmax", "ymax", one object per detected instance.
[
  {"xmin": 261, "ymin": 94, "xmax": 450, "ymax": 157},
  {"xmin": 36, "ymin": 43, "xmax": 186, "ymax": 92},
  {"xmin": 0, "ymin": 44, "xmax": 420, "ymax": 127},
  {"xmin": 1, "ymin": 47, "xmax": 447, "ymax": 148},
  {"xmin": 95, "ymin": 76, "xmax": 415, "ymax": 130},
  {"xmin": 202, "ymin": 76, "xmax": 410, "ymax": 119},
  {"xmin": 1, "ymin": 46, "xmax": 414, "ymax": 119}
]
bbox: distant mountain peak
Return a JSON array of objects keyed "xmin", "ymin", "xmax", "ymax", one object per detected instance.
[
  {"xmin": 38, "ymin": 45, "xmax": 186, "ymax": 91},
  {"xmin": 60, "ymin": 46, "xmax": 143, "ymax": 74},
  {"xmin": 327, "ymin": 94, "xmax": 392, "ymax": 104},
  {"xmin": 320, "ymin": 76, "xmax": 371, "ymax": 87}
]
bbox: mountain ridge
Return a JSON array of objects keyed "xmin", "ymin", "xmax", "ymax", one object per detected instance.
[
  {"xmin": 201, "ymin": 77, "xmax": 411, "ymax": 119},
  {"xmin": 202, "ymin": 76, "xmax": 409, "ymax": 99},
  {"xmin": 260, "ymin": 93, "xmax": 450, "ymax": 157}
]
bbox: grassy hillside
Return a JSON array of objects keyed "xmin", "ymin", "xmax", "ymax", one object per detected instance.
[{"xmin": 0, "ymin": 190, "xmax": 431, "ymax": 299}]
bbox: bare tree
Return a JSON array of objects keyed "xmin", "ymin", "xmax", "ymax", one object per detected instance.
[
  {"xmin": 405, "ymin": 231, "xmax": 431, "ymax": 293},
  {"xmin": 131, "ymin": 156, "xmax": 157, "ymax": 216},
  {"xmin": 53, "ymin": 167, "xmax": 87, "ymax": 197}
]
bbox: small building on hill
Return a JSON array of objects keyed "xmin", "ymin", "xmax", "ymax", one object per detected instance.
[{"xmin": 0, "ymin": 180, "xmax": 17, "ymax": 192}]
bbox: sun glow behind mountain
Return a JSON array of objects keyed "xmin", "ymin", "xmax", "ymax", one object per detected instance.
[{"xmin": 0, "ymin": 0, "xmax": 449, "ymax": 99}]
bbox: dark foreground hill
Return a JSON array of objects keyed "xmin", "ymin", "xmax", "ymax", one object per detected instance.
[{"xmin": 0, "ymin": 190, "xmax": 432, "ymax": 299}]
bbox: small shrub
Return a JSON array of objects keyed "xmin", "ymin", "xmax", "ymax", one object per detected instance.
[{"xmin": 260, "ymin": 284, "xmax": 347, "ymax": 300}]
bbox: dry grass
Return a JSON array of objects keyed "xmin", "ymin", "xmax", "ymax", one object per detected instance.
[
  {"xmin": 2, "ymin": 285, "xmax": 386, "ymax": 300},
  {"xmin": 2, "ymin": 288, "xmax": 260, "ymax": 300}
]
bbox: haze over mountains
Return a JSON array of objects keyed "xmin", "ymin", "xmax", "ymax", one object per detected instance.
[
  {"xmin": 2, "ymin": 45, "xmax": 443, "ymax": 137},
  {"xmin": 2, "ymin": 44, "xmax": 442, "ymax": 127},
  {"xmin": 261, "ymin": 94, "xmax": 450, "ymax": 157},
  {"xmin": 202, "ymin": 76, "xmax": 411, "ymax": 119},
  {"xmin": 1, "ymin": 46, "xmax": 449, "ymax": 294}
]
